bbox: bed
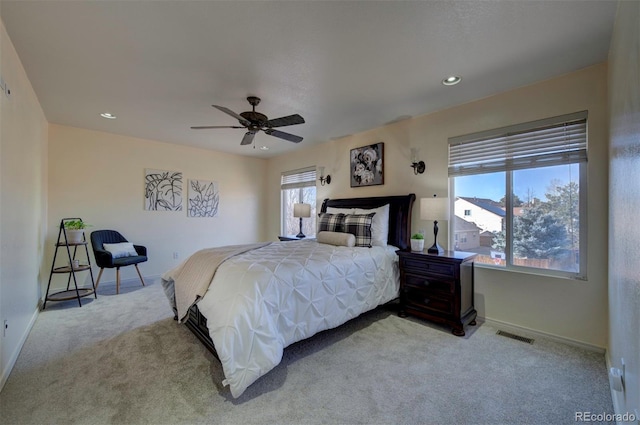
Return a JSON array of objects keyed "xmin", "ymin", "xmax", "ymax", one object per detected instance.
[{"xmin": 162, "ymin": 194, "xmax": 415, "ymax": 397}]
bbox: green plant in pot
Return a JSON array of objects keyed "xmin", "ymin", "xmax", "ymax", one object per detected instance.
[
  {"xmin": 64, "ymin": 220, "xmax": 90, "ymax": 244},
  {"xmin": 410, "ymin": 233, "xmax": 425, "ymax": 252}
]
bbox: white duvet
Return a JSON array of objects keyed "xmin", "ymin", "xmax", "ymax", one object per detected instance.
[{"xmin": 165, "ymin": 240, "xmax": 400, "ymax": 398}]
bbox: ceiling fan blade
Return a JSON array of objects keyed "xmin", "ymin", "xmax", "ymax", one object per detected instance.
[
  {"xmin": 241, "ymin": 131, "xmax": 256, "ymax": 146},
  {"xmin": 266, "ymin": 114, "xmax": 305, "ymax": 128},
  {"xmin": 212, "ymin": 105, "xmax": 251, "ymax": 126},
  {"xmin": 264, "ymin": 128, "xmax": 303, "ymax": 143},
  {"xmin": 191, "ymin": 125, "xmax": 245, "ymax": 129}
]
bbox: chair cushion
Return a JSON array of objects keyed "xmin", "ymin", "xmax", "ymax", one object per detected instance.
[
  {"xmin": 103, "ymin": 242, "xmax": 138, "ymax": 258},
  {"xmin": 113, "ymin": 255, "xmax": 148, "ymax": 267}
]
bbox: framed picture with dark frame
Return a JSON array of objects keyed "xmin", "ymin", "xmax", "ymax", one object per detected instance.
[{"xmin": 350, "ymin": 142, "xmax": 384, "ymax": 187}]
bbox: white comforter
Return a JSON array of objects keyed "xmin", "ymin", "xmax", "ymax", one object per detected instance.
[{"xmin": 167, "ymin": 240, "xmax": 400, "ymax": 398}]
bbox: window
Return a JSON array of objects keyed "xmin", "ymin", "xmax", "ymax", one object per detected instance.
[
  {"xmin": 449, "ymin": 111, "xmax": 587, "ymax": 279},
  {"xmin": 281, "ymin": 167, "xmax": 317, "ymax": 237}
]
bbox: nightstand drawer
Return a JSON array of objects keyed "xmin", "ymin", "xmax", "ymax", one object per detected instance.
[
  {"xmin": 404, "ymin": 286, "xmax": 454, "ymax": 316},
  {"xmin": 404, "ymin": 273, "xmax": 453, "ymax": 294},
  {"xmin": 400, "ymin": 257, "xmax": 455, "ymax": 278}
]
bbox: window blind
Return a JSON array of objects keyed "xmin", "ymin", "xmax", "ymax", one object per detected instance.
[
  {"xmin": 448, "ymin": 111, "xmax": 587, "ymax": 177},
  {"xmin": 281, "ymin": 166, "xmax": 317, "ymax": 190}
]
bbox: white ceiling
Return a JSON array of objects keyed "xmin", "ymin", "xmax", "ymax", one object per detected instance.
[{"xmin": 1, "ymin": 1, "xmax": 617, "ymax": 158}]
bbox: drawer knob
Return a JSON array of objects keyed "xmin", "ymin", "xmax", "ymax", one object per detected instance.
[{"xmin": 423, "ymin": 297, "xmax": 430, "ymax": 305}]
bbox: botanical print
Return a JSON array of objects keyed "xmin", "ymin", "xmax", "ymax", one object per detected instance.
[
  {"xmin": 188, "ymin": 179, "xmax": 219, "ymax": 217},
  {"xmin": 350, "ymin": 142, "xmax": 384, "ymax": 187},
  {"xmin": 144, "ymin": 169, "xmax": 183, "ymax": 211}
]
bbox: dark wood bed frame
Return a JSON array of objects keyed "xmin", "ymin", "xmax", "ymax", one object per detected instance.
[{"xmin": 184, "ymin": 194, "xmax": 416, "ymax": 357}]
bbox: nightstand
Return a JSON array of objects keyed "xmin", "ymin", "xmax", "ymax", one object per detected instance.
[{"xmin": 396, "ymin": 250, "xmax": 477, "ymax": 336}]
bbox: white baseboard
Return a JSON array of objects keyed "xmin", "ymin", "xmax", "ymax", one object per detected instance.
[
  {"xmin": 480, "ymin": 316, "xmax": 605, "ymax": 354},
  {"xmin": 0, "ymin": 307, "xmax": 39, "ymax": 392}
]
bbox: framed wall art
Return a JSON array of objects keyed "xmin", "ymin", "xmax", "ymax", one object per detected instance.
[
  {"xmin": 188, "ymin": 179, "xmax": 219, "ymax": 217},
  {"xmin": 144, "ymin": 169, "xmax": 183, "ymax": 211},
  {"xmin": 350, "ymin": 142, "xmax": 384, "ymax": 187}
]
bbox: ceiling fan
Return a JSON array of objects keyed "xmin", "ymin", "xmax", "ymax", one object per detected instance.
[{"xmin": 191, "ymin": 96, "xmax": 305, "ymax": 146}]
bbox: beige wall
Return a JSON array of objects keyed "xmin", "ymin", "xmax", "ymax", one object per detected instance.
[
  {"xmin": 608, "ymin": 0, "xmax": 640, "ymax": 417},
  {"xmin": 0, "ymin": 22, "xmax": 48, "ymax": 388},
  {"xmin": 267, "ymin": 63, "xmax": 609, "ymax": 348},
  {"xmin": 46, "ymin": 125, "xmax": 268, "ymax": 291}
]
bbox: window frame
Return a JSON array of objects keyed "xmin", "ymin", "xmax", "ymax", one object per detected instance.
[
  {"xmin": 448, "ymin": 112, "xmax": 588, "ymax": 280},
  {"xmin": 280, "ymin": 166, "xmax": 317, "ymax": 237}
]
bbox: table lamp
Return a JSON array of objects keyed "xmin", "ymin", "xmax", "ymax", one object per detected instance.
[
  {"xmin": 293, "ymin": 203, "xmax": 311, "ymax": 238},
  {"xmin": 420, "ymin": 196, "xmax": 450, "ymax": 254}
]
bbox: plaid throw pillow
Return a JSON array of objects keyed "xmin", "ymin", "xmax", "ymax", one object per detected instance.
[
  {"xmin": 344, "ymin": 213, "xmax": 375, "ymax": 247},
  {"xmin": 317, "ymin": 213, "xmax": 346, "ymax": 233}
]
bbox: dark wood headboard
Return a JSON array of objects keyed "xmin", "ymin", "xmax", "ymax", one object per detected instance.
[{"xmin": 320, "ymin": 194, "xmax": 416, "ymax": 250}]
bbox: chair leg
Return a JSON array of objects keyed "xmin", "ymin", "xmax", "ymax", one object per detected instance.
[
  {"xmin": 116, "ymin": 267, "xmax": 121, "ymax": 295},
  {"xmin": 134, "ymin": 264, "xmax": 146, "ymax": 287},
  {"xmin": 95, "ymin": 268, "xmax": 104, "ymax": 291}
]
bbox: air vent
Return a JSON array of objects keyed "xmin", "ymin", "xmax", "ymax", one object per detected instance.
[{"xmin": 496, "ymin": 330, "xmax": 534, "ymax": 344}]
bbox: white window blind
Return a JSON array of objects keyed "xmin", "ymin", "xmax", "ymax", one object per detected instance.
[
  {"xmin": 449, "ymin": 111, "xmax": 587, "ymax": 177},
  {"xmin": 281, "ymin": 166, "xmax": 317, "ymax": 190}
]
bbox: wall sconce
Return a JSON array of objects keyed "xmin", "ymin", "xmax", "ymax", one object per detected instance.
[
  {"xmin": 410, "ymin": 148, "xmax": 425, "ymax": 175},
  {"xmin": 318, "ymin": 166, "xmax": 331, "ymax": 186}
]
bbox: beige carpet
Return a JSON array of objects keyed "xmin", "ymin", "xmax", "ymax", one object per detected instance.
[{"xmin": 0, "ymin": 280, "xmax": 614, "ymax": 424}]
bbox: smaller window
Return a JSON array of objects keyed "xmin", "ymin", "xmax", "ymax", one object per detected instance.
[
  {"xmin": 464, "ymin": 209, "xmax": 471, "ymax": 216},
  {"xmin": 281, "ymin": 167, "xmax": 317, "ymax": 237}
]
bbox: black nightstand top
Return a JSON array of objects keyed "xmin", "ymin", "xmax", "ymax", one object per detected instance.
[
  {"xmin": 396, "ymin": 250, "xmax": 477, "ymax": 262},
  {"xmin": 278, "ymin": 235, "xmax": 315, "ymax": 241}
]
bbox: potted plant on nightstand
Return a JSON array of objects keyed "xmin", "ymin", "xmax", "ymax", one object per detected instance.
[
  {"xmin": 63, "ymin": 219, "xmax": 90, "ymax": 244},
  {"xmin": 410, "ymin": 233, "xmax": 425, "ymax": 252}
]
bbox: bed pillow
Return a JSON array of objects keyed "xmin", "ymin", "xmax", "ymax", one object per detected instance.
[
  {"xmin": 354, "ymin": 204, "xmax": 389, "ymax": 247},
  {"xmin": 317, "ymin": 231, "xmax": 356, "ymax": 247},
  {"xmin": 326, "ymin": 207, "xmax": 356, "ymax": 215},
  {"xmin": 317, "ymin": 213, "xmax": 346, "ymax": 233},
  {"xmin": 344, "ymin": 213, "xmax": 375, "ymax": 247},
  {"xmin": 103, "ymin": 242, "xmax": 138, "ymax": 258}
]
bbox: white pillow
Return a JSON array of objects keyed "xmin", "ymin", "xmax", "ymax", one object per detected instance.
[
  {"xmin": 317, "ymin": 231, "xmax": 356, "ymax": 247},
  {"xmin": 354, "ymin": 204, "xmax": 389, "ymax": 246},
  {"xmin": 103, "ymin": 242, "xmax": 138, "ymax": 258},
  {"xmin": 326, "ymin": 207, "xmax": 356, "ymax": 215}
]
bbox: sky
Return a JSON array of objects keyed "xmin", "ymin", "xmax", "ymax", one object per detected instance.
[{"xmin": 454, "ymin": 164, "xmax": 579, "ymax": 202}]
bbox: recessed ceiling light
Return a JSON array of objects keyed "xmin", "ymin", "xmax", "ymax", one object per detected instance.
[
  {"xmin": 100, "ymin": 112, "xmax": 116, "ymax": 119},
  {"xmin": 259, "ymin": 146, "xmax": 269, "ymax": 151},
  {"xmin": 442, "ymin": 75, "xmax": 462, "ymax": 86}
]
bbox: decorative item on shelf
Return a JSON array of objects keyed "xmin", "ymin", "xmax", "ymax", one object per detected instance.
[
  {"xmin": 293, "ymin": 203, "xmax": 311, "ymax": 238},
  {"xmin": 71, "ymin": 259, "xmax": 80, "ymax": 269},
  {"xmin": 410, "ymin": 148, "xmax": 425, "ymax": 175},
  {"xmin": 318, "ymin": 166, "xmax": 331, "ymax": 186},
  {"xmin": 63, "ymin": 219, "xmax": 91, "ymax": 244},
  {"xmin": 421, "ymin": 194, "xmax": 450, "ymax": 254},
  {"xmin": 410, "ymin": 233, "xmax": 425, "ymax": 251}
]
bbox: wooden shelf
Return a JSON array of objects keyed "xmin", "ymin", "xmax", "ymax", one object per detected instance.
[
  {"xmin": 46, "ymin": 288, "xmax": 94, "ymax": 302},
  {"xmin": 56, "ymin": 241, "xmax": 88, "ymax": 247},
  {"xmin": 43, "ymin": 218, "xmax": 97, "ymax": 309},
  {"xmin": 52, "ymin": 265, "xmax": 91, "ymax": 273}
]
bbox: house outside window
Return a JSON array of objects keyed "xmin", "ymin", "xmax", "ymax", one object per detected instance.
[
  {"xmin": 448, "ymin": 111, "xmax": 587, "ymax": 279},
  {"xmin": 281, "ymin": 167, "xmax": 317, "ymax": 237}
]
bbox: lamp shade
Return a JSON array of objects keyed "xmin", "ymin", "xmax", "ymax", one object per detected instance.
[
  {"xmin": 293, "ymin": 203, "xmax": 311, "ymax": 218},
  {"xmin": 420, "ymin": 197, "xmax": 449, "ymax": 221}
]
